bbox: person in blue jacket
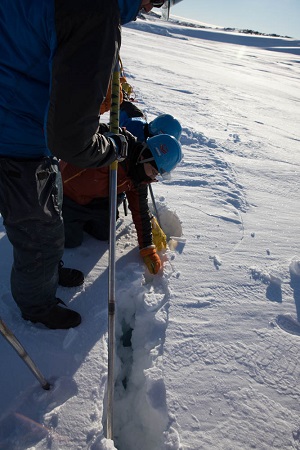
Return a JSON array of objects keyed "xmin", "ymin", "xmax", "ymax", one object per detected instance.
[
  {"xmin": 120, "ymin": 99, "xmax": 182, "ymax": 143},
  {"xmin": 0, "ymin": 0, "xmax": 168, "ymax": 330}
]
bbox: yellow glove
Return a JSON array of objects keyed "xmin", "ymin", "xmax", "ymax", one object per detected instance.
[
  {"xmin": 151, "ymin": 217, "xmax": 167, "ymax": 251},
  {"xmin": 140, "ymin": 246, "xmax": 161, "ymax": 274}
]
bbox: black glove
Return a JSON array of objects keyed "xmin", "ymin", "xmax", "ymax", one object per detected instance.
[
  {"xmin": 105, "ymin": 133, "xmax": 128, "ymax": 162},
  {"xmin": 120, "ymin": 127, "xmax": 140, "ymax": 145}
]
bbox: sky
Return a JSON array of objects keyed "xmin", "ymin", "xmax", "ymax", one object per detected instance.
[
  {"xmin": 1, "ymin": 14, "xmax": 300, "ymax": 450},
  {"xmin": 172, "ymin": 0, "xmax": 300, "ymax": 38}
]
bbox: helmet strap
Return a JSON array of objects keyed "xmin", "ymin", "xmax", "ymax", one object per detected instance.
[
  {"xmin": 140, "ymin": 156, "xmax": 155, "ymax": 164},
  {"xmin": 136, "ymin": 143, "xmax": 155, "ymax": 165}
]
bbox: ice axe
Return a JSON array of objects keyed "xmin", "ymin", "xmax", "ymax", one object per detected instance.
[
  {"xmin": 149, "ymin": 184, "xmax": 161, "ymax": 228},
  {"xmin": 148, "ymin": 185, "xmax": 185, "ymax": 253},
  {"xmin": 148, "ymin": 184, "xmax": 168, "ymax": 251}
]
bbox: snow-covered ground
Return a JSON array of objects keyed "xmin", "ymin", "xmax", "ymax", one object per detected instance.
[{"xmin": 1, "ymin": 13, "xmax": 300, "ymax": 450}]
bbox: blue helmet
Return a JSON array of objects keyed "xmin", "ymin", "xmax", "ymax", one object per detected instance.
[
  {"xmin": 148, "ymin": 114, "xmax": 182, "ymax": 141},
  {"xmin": 146, "ymin": 134, "xmax": 182, "ymax": 175}
]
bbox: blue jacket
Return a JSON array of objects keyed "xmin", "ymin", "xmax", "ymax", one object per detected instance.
[
  {"xmin": 119, "ymin": 99, "xmax": 148, "ymax": 142},
  {"xmin": 0, "ymin": 0, "xmax": 141, "ymax": 167}
]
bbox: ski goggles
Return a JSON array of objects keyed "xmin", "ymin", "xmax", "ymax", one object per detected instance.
[
  {"xmin": 140, "ymin": 158, "xmax": 171, "ymax": 180},
  {"xmin": 150, "ymin": 0, "xmax": 168, "ymax": 8}
]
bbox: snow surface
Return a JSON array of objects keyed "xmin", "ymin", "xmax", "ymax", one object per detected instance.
[{"xmin": 1, "ymin": 13, "xmax": 300, "ymax": 450}]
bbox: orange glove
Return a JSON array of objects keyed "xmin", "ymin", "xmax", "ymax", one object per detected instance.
[{"xmin": 140, "ymin": 246, "xmax": 161, "ymax": 274}]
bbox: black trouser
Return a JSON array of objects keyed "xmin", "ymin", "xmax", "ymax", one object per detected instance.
[
  {"xmin": 62, "ymin": 194, "xmax": 125, "ymax": 248},
  {"xmin": 0, "ymin": 156, "xmax": 64, "ymax": 317}
]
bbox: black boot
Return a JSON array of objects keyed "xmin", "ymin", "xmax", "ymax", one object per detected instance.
[
  {"xmin": 58, "ymin": 260, "xmax": 84, "ymax": 287},
  {"xmin": 22, "ymin": 301, "xmax": 81, "ymax": 329}
]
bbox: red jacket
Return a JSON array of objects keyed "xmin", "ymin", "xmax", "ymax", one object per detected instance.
[{"xmin": 60, "ymin": 160, "xmax": 153, "ymax": 249}]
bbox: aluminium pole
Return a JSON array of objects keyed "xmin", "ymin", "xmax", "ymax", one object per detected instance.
[
  {"xmin": 0, "ymin": 317, "xmax": 50, "ymax": 390},
  {"xmin": 106, "ymin": 58, "xmax": 120, "ymax": 440}
]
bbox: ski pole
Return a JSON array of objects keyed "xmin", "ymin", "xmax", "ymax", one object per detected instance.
[
  {"xmin": 106, "ymin": 58, "xmax": 120, "ymax": 441},
  {"xmin": 0, "ymin": 317, "xmax": 50, "ymax": 390},
  {"xmin": 161, "ymin": 0, "xmax": 184, "ymax": 21}
]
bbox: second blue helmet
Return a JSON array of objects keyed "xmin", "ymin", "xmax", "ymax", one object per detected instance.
[{"xmin": 148, "ymin": 114, "xmax": 182, "ymax": 141}]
